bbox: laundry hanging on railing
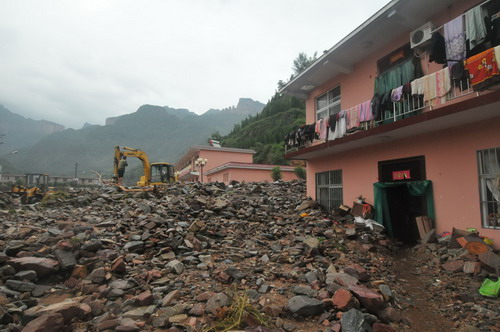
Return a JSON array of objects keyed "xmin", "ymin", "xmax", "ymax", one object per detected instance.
[
  {"xmin": 444, "ymin": 15, "xmax": 466, "ymax": 68},
  {"xmin": 359, "ymin": 100, "xmax": 373, "ymax": 122},
  {"xmin": 465, "ymin": 46, "xmax": 500, "ymax": 91},
  {"xmin": 410, "ymin": 67, "xmax": 451, "ymax": 106},
  {"xmin": 285, "ymin": 124, "xmax": 317, "ymax": 149},
  {"xmin": 465, "ymin": 5, "xmax": 489, "ymax": 52}
]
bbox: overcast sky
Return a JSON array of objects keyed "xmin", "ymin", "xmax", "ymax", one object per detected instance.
[{"xmin": 0, "ymin": 0, "xmax": 390, "ymax": 129}]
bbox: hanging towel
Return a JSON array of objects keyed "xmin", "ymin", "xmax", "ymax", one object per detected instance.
[
  {"xmin": 315, "ymin": 119, "xmax": 322, "ymax": 135},
  {"xmin": 359, "ymin": 100, "xmax": 372, "ymax": 121},
  {"xmin": 435, "ymin": 68, "xmax": 451, "ymax": 104},
  {"xmin": 428, "ymin": 72, "xmax": 437, "ymax": 103},
  {"xmin": 422, "ymin": 75, "xmax": 432, "ymax": 104},
  {"xmin": 411, "ymin": 77, "xmax": 425, "ymax": 96},
  {"xmin": 444, "ymin": 15, "xmax": 466, "ymax": 68},
  {"xmin": 464, "ymin": 47, "xmax": 500, "ymax": 90},
  {"xmin": 349, "ymin": 105, "xmax": 360, "ymax": 129},
  {"xmin": 465, "ymin": 6, "xmax": 488, "ymax": 50},
  {"xmin": 319, "ymin": 118, "xmax": 328, "ymax": 140},
  {"xmin": 333, "ymin": 111, "xmax": 347, "ymax": 139}
]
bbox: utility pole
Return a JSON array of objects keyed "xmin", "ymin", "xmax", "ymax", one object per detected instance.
[{"xmin": 74, "ymin": 162, "xmax": 78, "ymax": 186}]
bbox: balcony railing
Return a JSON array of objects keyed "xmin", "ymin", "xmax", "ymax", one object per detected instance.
[
  {"xmin": 375, "ymin": 74, "xmax": 475, "ymax": 126},
  {"xmin": 285, "ymin": 72, "xmax": 479, "ymax": 154}
]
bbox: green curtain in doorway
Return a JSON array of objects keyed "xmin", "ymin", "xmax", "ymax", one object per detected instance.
[{"xmin": 373, "ymin": 180, "xmax": 435, "ymax": 238}]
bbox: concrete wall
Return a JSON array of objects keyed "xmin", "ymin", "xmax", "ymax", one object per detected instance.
[
  {"xmin": 307, "ymin": 117, "xmax": 500, "ymax": 246},
  {"xmin": 207, "ymin": 168, "xmax": 298, "ymax": 184}
]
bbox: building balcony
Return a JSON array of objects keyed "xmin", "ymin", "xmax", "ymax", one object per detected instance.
[{"xmin": 285, "ymin": 67, "xmax": 500, "ymax": 160}]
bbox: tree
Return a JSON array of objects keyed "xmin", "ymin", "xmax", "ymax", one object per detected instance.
[
  {"xmin": 210, "ymin": 131, "xmax": 223, "ymax": 141},
  {"xmin": 271, "ymin": 166, "xmax": 282, "ymax": 181},
  {"xmin": 292, "ymin": 52, "xmax": 318, "ymax": 76},
  {"xmin": 294, "ymin": 166, "xmax": 306, "ymax": 180},
  {"xmin": 277, "ymin": 52, "xmax": 317, "ymax": 90}
]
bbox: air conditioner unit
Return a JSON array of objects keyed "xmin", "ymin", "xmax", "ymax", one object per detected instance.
[{"xmin": 410, "ymin": 22, "xmax": 434, "ymax": 49}]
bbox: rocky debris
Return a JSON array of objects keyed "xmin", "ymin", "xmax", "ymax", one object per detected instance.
[
  {"xmin": 7, "ymin": 257, "xmax": 59, "ymax": 278},
  {"xmin": 0, "ymin": 181, "xmax": 497, "ymax": 331},
  {"xmin": 21, "ymin": 313, "xmax": 64, "ymax": 332},
  {"xmin": 288, "ymin": 295, "xmax": 324, "ymax": 316},
  {"xmin": 340, "ymin": 308, "xmax": 371, "ymax": 332}
]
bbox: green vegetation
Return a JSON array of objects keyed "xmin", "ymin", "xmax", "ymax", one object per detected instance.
[
  {"xmin": 221, "ymin": 93, "xmax": 305, "ymax": 165},
  {"xmin": 271, "ymin": 166, "xmax": 282, "ymax": 181},
  {"xmin": 294, "ymin": 166, "xmax": 306, "ymax": 180}
]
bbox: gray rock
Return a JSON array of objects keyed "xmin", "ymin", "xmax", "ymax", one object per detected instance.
[
  {"xmin": 122, "ymin": 305, "xmax": 157, "ymax": 319},
  {"xmin": 206, "ymin": 293, "xmax": 231, "ymax": 314},
  {"xmin": 0, "ymin": 265, "xmax": 16, "ymax": 277},
  {"xmin": 293, "ymin": 285, "xmax": 318, "ymax": 298},
  {"xmin": 341, "ymin": 308, "xmax": 371, "ymax": 332},
  {"xmin": 54, "ymin": 249, "xmax": 77, "ymax": 270},
  {"xmin": 166, "ymin": 260, "xmax": 184, "ymax": 274},
  {"xmin": 123, "ymin": 241, "xmax": 144, "ymax": 253},
  {"xmin": 87, "ymin": 268, "xmax": 106, "ymax": 284},
  {"xmin": 5, "ymin": 280, "xmax": 36, "ymax": 292},
  {"xmin": 305, "ymin": 271, "xmax": 318, "ymax": 284},
  {"xmin": 81, "ymin": 239, "xmax": 103, "ymax": 252},
  {"xmin": 287, "ymin": 295, "xmax": 324, "ymax": 316},
  {"xmin": 14, "ymin": 270, "xmax": 37, "ymax": 281}
]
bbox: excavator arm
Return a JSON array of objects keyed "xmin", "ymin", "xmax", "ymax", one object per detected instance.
[{"xmin": 114, "ymin": 146, "xmax": 152, "ymax": 186}]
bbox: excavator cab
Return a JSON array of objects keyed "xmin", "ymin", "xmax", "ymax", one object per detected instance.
[{"xmin": 151, "ymin": 163, "xmax": 176, "ymax": 185}]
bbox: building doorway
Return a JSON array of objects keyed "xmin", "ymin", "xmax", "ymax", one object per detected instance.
[{"xmin": 375, "ymin": 156, "xmax": 430, "ymax": 244}]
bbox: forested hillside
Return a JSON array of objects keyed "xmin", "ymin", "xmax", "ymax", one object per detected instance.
[{"xmin": 221, "ymin": 93, "xmax": 305, "ymax": 165}]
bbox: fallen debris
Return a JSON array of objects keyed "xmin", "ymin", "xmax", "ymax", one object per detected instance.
[{"xmin": 0, "ymin": 180, "xmax": 497, "ymax": 331}]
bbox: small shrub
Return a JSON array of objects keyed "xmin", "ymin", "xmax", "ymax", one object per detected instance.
[
  {"xmin": 294, "ymin": 166, "xmax": 306, "ymax": 180},
  {"xmin": 271, "ymin": 166, "xmax": 282, "ymax": 181}
]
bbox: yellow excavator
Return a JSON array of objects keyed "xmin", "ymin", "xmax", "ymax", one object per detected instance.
[
  {"xmin": 10, "ymin": 173, "xmax": 50, "ymax": 204},
  {"xmin": 113, "ymin": 146, "xmax": 176, "ymax": 191}
]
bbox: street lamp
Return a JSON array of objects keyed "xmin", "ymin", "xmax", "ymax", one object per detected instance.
[{"xmin": 194, "ymin": 157, "xmax": 208, "ymax": 183}]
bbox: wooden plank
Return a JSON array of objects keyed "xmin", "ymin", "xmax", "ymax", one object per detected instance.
[{"xmin": 416, "ymin": 216, "xmax": 433, "ymax": 239}]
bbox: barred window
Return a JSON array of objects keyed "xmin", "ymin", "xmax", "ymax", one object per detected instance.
[
  {"xmin": 316, "ymin": 169, "xmax": 343, "ymax": 210},
  {"xmin": 478, "ymin": 147, "xmax": 500, "ymax": 229}
]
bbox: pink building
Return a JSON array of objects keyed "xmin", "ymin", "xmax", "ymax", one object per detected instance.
[
  {"xmin": 206, "ymin": 162, "xmax": 297, "ymax": 184},
  {"xmin": 175, "ymin": 145, "xmax": 299, "ymax": 184},
  {"xmin": 281, "ymin": 0, "xmax": 500, "ymax": 246},
  {"xmin": 175, "ymin": 146, "xmax": 255, "ymax": 182}
]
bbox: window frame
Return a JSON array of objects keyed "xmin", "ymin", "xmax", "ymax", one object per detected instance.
[
  {"xmin": 316, "ymin": 86, "xmax": 341, "ymax": 121},
  {"xmin": 315, "ymin": 169, "xmax": 343, "ymax": 211},
  {"xmin": 477, "ymin": 147, "xmax": 500, "ymax": 230}
]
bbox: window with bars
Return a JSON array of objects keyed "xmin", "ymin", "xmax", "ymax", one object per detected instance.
[
  {"xmin": 316, "ymin": 169, "xmax": 343, "ymax": 211},
  {"xmin": 316, "ymin": 86, "xmax": 341, "ymax": 121},
  {"xmin": 477, "ymin": 147, "xmax": 500, "ymax": 229}
]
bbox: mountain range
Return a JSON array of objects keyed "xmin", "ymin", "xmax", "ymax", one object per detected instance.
[{"xmin": 0, "ymin": 98, "xmax": 265, "ymax": 177}]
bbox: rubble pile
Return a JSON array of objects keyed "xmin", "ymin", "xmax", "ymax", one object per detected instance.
[
  {"xmin": 0, "ymin": 181, "xmax": 497, "ymax": 332},
  {"xmin": 397, "ymin": 236, "xmax": 500, "ymax": 332}
]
